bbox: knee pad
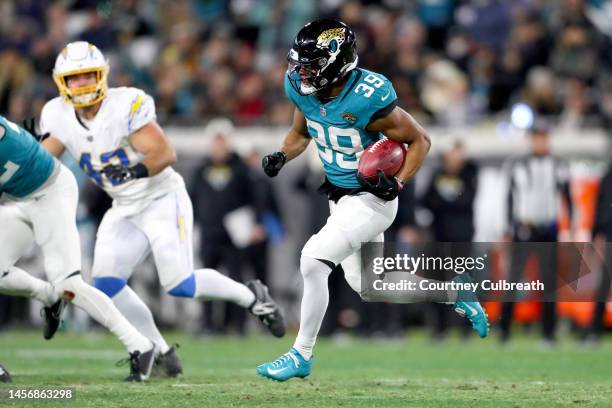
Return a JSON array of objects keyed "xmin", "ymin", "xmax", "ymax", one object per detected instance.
[
  {"xmin": 167, "ymin": 273, "xmax": 196, "ymax": 298},
  {"xmin": 300, "ymin": 255, "xmax": 334, "ymax": 279},
  {"xmin": 93, "ymin": 276, "xmax": 127, "ymax": 298}
]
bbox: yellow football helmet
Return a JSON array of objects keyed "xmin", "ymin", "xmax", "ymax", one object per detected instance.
[{"xmin": 52, "ymin": 41, "xmax": 109, "ymax": 108}]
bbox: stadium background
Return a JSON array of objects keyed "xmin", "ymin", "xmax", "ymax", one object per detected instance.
[{"xmin": 0, "ymin": 0, "xmax": 610, "ymax": 340}]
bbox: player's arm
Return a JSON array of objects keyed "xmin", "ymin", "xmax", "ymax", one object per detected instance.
[
  {"xmin": 262, "ymin": 108, "xmax": 311, "ymax": 177},
  {"xmin": 356, "ymin": 106, "xmax": 430, "ymax": 201},
  {"xmin": 128, "ymin": 121, "xmax": 177, "ymax": 176},
  {"xmin": 41, "ymin": 137, "xmax": 66, "ymax": 158},
  {"xmin": 366, "ymin": 106, "xmax": 431, "ymax": 183},
  {"xmin": 23, "ymin": 117, "xmax": 65, "ymax": 158},
  {"xmin": 102, "ymin": 121, "xmax": 176, "ymax": 183}
]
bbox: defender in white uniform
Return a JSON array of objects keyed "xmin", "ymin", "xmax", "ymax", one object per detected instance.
[
  {"xmin": 0, "ymin": 116, "xmax": 156, "ymax": 382},
  {"xmin": 40, "ymin": 42, "xmax": 285, "ymax": 376}
]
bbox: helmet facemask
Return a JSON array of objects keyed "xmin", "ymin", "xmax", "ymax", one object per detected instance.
[
  {"xmin": 53, "ymin": 65, "xmax": 109, "ymax": 108},
  {"xmin": 287, "ymin": 49, "xmax": 330, "ymax": 95},
  {"xmin": 287, "ymin": 20, "xmax": 358, "ymax": 96}
]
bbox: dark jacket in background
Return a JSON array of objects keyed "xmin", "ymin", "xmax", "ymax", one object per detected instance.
[
  {"xmin": 588, "ymin": 164, "xmax": 612, "ymax": 337},
  {"xmin": 391, "ymin": 180, "xmax": 417, "ymax": 230},
  {"xmin": 190, "ymin": 153, "xmax": 254, "ymax": 246},
  {"xmin": 422, "ymin": 161, "xmax": 478, "ymax": 242},
  {"xmin": 593, "ymin": 165, "xmax": 612, "ymax": 241}
]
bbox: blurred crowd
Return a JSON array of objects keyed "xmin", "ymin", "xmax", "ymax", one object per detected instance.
[
  {"xmin": 1, "ymin": 119, "xmax": 610, "ymax": 344},
  {"xmin": 1, "ymin": 0, "xmax": 612, "ymax": 128},
  {"xmin": 0, "ymin": 0, "xmax": 610, "ymax": 342}
]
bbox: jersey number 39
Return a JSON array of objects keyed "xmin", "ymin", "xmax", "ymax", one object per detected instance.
[{"xmin": 306, "ymin": 119, "xmax": 362, "ymax": 170}]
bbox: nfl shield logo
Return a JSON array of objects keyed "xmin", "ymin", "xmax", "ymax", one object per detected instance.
[{"xmin": 320, "ymin": 106, "xmax": 326, "ymax": 116}]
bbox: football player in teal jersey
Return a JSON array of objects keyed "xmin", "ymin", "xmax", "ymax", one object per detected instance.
[
  {"xmin": 258, "ymin": 19, "xmax": 489, "ymax": 381},
  {"xmin": 0, "ymin": 115, "xmax": 159, "ymax": 381}
]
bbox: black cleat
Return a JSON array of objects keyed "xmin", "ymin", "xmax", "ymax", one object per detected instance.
[
  {"xmin": 117, "ymin": 344, "xmax": 156, "ymax": 382},
  {"xmin": 152, "ymin": 345, "xmax": 183, "ymax": 378},
  {"xmin": 0, "ymin": 363, "xmax": 11, "ymax": 383},
  {"xmin": 42, "ymin": 299, "xmax": 67, "ymax": 340},
  {"xmin": 246, "ymin": 280, "xmax": 286, "ymax": 338}
]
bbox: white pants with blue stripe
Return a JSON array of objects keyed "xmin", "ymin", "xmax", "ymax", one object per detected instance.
[{"xmin": 92, "ymin": 185, "xmax": 194, "ymax": 292}]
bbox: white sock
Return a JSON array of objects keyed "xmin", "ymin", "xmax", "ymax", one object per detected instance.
[
  {"xmin": 293, "ymin": 256, "xmax": 333, "ymax": 361},
  {"xmin": 112, "ymin": 286, "xmax": 170, "ymax": 353},
  {"xmin": 193, "ymin": 268, "xmax": 255, "ymax": 308},
  {"xmin": 0, "ymin": 267, "xmax": 57, "ymax": 306},
  {"xmin": 59, "ymin": 276, "xmax": 151, "ymax": 353}
]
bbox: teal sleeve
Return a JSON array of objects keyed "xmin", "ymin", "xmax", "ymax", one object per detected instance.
[{"xmin": 365, "ymin": 76, "xmax": 398, "ymax": 125}]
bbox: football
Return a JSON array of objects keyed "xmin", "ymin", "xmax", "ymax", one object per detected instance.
[{"xmin": 357, "ymin": 138, "xmax": 407, "ymax": 182}]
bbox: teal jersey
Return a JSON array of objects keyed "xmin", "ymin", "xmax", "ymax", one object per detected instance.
[
  {"xmin": 0, "ymin": 115, "xmax": 55, "ymax": 198},
  {"xmin": 285, "ymin": 67, "xmax": 398, "ymax": 188}
]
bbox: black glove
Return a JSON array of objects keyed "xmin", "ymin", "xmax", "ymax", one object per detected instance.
[
  {"xmin": 22, "ymin": 118, "xmax": 50, "ymax": 143},
  {"xmin": 262, "ymin": 151, "xmax": 287, "ymax": 178},
  {"xmin": 357, "ymin": 169, "xmax": 404, "ymax": 201},
  {"xmin": 102, "ymin": 163, "xmax": 148, "ymax": 184}
]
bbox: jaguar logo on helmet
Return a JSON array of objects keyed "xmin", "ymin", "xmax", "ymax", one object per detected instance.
[
  {"xmin": 52, "ymin": 41, "xmax": 110, "ymax": 108},
  {"xmin": 316, "ymin": 28, "xmax": 345, "ymax": 50}
]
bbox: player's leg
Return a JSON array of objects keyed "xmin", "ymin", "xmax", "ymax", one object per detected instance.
[
  {"xmin": 298, "ymin": 194, "xmax": 398, "ymax": 358},
  {"xmin": 28, "ymin": 166, "xmax": 155, "ymax": 380},
  {"xmin": 91, "ymin": 206, "xmax": 172, "ymax": 355},
  {"xmin": 0, "ymin": 202, "xmax": 64, "ymax": 339},
  {"xmin": 342, "ymin": 235, "xmax": 457, "ymax": 303},
  {"xmin": 0, "ymin": 204, "xmax": 57, "ymax": 306},
  {"xmin": 139, "ymin": 188, "xmax": 284, "ymax": 337},
  {"xmin": 341, "ymin": 221, "xmax": 488, "ymax": 338},
  {"xmin": 257, "ymin": 193, "xmax": 397, "ymax": 381}
]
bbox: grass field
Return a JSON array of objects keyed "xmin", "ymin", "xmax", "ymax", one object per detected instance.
[{"xmin": 0, "ymin": 330, "xmax": 610, "ymax": 407}]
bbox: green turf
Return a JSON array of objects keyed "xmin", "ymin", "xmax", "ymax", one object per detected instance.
[{"xmin": 0, "ymin": 330, "xmax": 610, "ymax": 407}]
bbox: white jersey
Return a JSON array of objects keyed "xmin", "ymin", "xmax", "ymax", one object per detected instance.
[{"xmin": 40, "ymin": 87, "xmax": 183, "ymax": 214}]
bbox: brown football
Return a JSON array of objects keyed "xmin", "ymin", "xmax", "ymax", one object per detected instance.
[{"xmin": 358, "ymin": 138, "xmax": 407, "ymax": 182}]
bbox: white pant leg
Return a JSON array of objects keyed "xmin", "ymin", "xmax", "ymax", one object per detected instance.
[
  {"xmin": 17, "ymin": 164, "xmax": 81, "ymax": 283},
  {"xmin": 91, "ymin": 206, "xmax": 151, "ymax": 281},
  {"xmin": 0, "ymin": 204, "xmax": 34, "ymax": 270},
  {"xmin": 0, "ymin": 203, "xmax": 56, "ymax": 304},
  {"xmin": 136, "ymin": 187, "xmax": 194, "ymax": 292},
  {"xmin": 302, "ymin": 193, "xmax": 397, "ymax": 294},
  {"xmin": 340, "ymin": 232, "xmax": 385, "ymax": 294},
  {"xmin": 91, "ymin": 202, "xmax": 171, "ymax": 353}
]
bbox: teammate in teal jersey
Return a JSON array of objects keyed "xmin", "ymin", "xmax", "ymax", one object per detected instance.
[
  {"xmin": 257, "ymin": 19, "xmax": 489, "ymax": 381},
  {"xmin": 0, "ymin": 117, "xmax": 55, "ymax": 198},
  {"xmin": 0, "ymin": 115, "xmax": 159, "ymax": 381}
]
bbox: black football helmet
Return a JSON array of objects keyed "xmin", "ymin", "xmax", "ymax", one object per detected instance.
[{"xmin": 287, "ymin": 19, "xmax": 358, "ymax": 95}]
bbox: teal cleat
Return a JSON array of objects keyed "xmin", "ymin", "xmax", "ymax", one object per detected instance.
[
  {"xmin": 452, "ymin": 274, "xmax": 490, "ymax": 338},
  {"xmin": 256, "ymin": 348, "xmax": 312, "ymax": 382}
]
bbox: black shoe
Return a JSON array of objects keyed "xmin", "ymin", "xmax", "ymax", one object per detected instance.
[
  {"xmin": 117, "ymin": 344, "xmax": 156, "ymax": 382},
  {"xmin": 152, "ymin": 345, "xmax": 183, "ymax": 378},
  {"xmin": 246, "ymin": 280, "xmax": 285, "ymax": 338},
  {"xmin": 42, "ymin": 299, "xmax": 67, "ymax": 340},
  {"xmin": 0, "ymin": 363, "xmax": 11, "ymax": 383}
]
